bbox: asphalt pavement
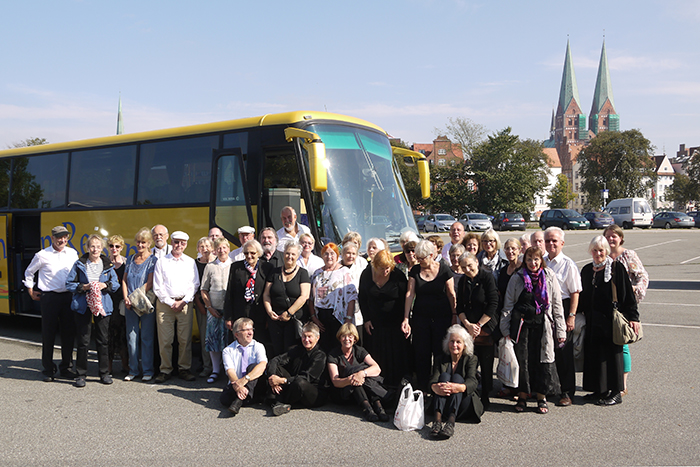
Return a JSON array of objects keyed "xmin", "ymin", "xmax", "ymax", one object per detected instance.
[{"xmin": 1, "ymin": 228, "xmax": 699, "ymax": 466}]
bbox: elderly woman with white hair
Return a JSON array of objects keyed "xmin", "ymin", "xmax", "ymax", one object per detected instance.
[
  {"xmin": 579, "ymin": 235, "xmax": 639, "ymax": 406},
  {"xmin": 365, "ymin": 237, "xmax": 388, "ymax": 263},
  {"xmin": 477, "ymin": 229, "xmax": 507, "ymax": 281},
  {"xmin": 296, "ymin": 233, "xmax": 324, "ymax": 277},
  {"xmin": 403, "ymin": 239, "xmax": 456, "ymax": 390},
  {"xmin": 428, "ymin": 325, "xmax": 484, "ymax": 440}
]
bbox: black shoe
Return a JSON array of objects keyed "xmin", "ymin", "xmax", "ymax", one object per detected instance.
[
  {"xmin": 60, "ymin": 369, "xmax": 77, "ymax": 379},
  {"xmin": 363, "ymin": 407, "xmax": 378, "ymax": 422},
  {"xmin": 42, "ymin": 373, "xmax": 55, "ymax": 382},
  {"xmin": 154, "ymin": 372, "xmax": 171, "ymax": 384},
  {"xmin": 429, "ymin": 420, "xmax": 443, "ymax": 438},
  {"xmin": 438, "ymin": 421, "xmax": 455, "ymax": 439},
  {"xmin": 179, "ymin": 370, "xmax": 196, "ymax": 381},
  {"xmin": 74, "ymin": 377, "xmax": 86, "ymax": 388},
  {"xmin": 100, "ymin": 374, "xmax": 113, "ymax": 385},
  {"xmin": 228, "ymin": 398, "xmax": 243, "ymax": 416},
  {"xmin": 373, "ymin": 401, "xmax": 389, "ymax": 422},
  {"xmin": 597, "ymin": 392, "xmax": 622, "ymax": 406},
  {"xmin": 272, "ymin": 403, "xmax": 291, "ymax": 416}
]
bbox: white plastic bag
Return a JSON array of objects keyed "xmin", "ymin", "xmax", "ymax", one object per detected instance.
[
  {"xmin": 497, "ymin": 337, "xmax": 519, "ymax": 388},
  {"xmin": 393, "ymin": 383, "xmax": 424, "ymax": 431}
]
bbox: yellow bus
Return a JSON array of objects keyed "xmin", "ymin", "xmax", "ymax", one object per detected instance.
[{"xmin": 0, "ymin": 110, "xmax": 429, "ymax": 316}]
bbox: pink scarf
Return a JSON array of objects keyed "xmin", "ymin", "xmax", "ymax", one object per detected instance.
[{"xmin": 86, "ymin": 282, "xmax": 106, "ymax": 316}]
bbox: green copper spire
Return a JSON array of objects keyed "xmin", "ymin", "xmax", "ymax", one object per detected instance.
[
  {"xmin": 591, "ymin": 40, "xmax": 615, "ymax": 115},
  {"xmin": 558, "ymin": 40, "xmax": 582, "ymax": 113}
]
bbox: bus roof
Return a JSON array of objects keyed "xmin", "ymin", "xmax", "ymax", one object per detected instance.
[{"xmin": 0, "ymin": 110, "xmax": 387, "ymax": 157}]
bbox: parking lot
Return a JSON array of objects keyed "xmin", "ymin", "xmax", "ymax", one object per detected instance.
[{"xmin": 1, "ymin": 228, "xmax": 699, "ymax": 466}]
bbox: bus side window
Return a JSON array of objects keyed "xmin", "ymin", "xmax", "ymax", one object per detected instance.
[
  {"xmin": 10, "ymin": 153, "xmax": 68, "ymax": 209},
  {"xmin": 69, "ymin": 145, "xmax": 136, "ymax": 207},
  {"xmin": 137, "ymin": 136, "xmax": 218, "ymax": 205}
]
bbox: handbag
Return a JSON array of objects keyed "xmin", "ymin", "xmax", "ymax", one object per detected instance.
[
  {"xmin": 393, "ymin": 383, "xmax": 424, "ymax": 431},
  {"xmin": 128, "ymin": 285, "xmax": 156, "ymax": 317},
  {"xmin": 496, "ymin": 337, "xmax": 519, "ymax": 388},
  {"xmin": 611, "ymin": 279, "xmax": 643, "ymax": 345},
  {"xmin": 278, "ymin": 272, "xmax": 303, "ymax": 339}
]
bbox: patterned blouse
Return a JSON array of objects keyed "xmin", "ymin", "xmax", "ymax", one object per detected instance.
[
  {"xmin": 613, "ymin": 249, "xmax": 649, "ymax": 303},
  {"xmin": 310, "ymin": 265, "xmax": 358, "ymax": 324}
]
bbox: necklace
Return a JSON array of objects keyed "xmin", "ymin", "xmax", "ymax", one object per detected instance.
[{"xmin": 284, "ymin": 265, "xmax": 297, "ymax": 275}]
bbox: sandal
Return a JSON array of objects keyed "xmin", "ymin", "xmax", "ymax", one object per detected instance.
[
  {"xmin": 207, "ymin": 372, "xmax": 219, "ymax": 384},
  {"xmin": 515, "ymin": 398, "xmax": 527, "ymax": 413},
  {"xmin": 537, "ymin": 399, "xmax": 549, "ymax": 414}
]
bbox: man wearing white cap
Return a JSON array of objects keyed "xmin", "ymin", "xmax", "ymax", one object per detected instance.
[
  {"xmin": 276, "ymin": 206, "xmax": 310, "ymax": 252},
  {"xmin": 230, "ymin": 226, "xmax": 256, "ymax": 262},
  {"xmin": 153, "ymin": 231, "xmax": 200, "ymax": 383}
]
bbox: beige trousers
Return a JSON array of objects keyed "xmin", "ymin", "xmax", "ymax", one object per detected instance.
[{"xmin": 156, "ymin": 300, "xmax": 193, "ymax": 374}]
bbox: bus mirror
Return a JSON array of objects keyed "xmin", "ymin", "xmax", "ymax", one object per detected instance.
[
  {"xmin": 417, "ymin": 159, "xmax": 430, "ymax": 199},
  {"xmin": 403, "ymin": 156, "xmax": 415, "ymax": 167},
  {"xmin": 285, "ymin": 127, "xmax": 327, "ymax": 192}
]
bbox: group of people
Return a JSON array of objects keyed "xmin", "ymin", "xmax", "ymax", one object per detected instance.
[{"xmin": 26, "ymin": 210, "xmax": 644, "ymax": 440}]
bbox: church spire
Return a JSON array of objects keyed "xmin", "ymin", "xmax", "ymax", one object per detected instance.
[
  {"xmin": 557, "ymin": 40, "xmax": 582, "ymax": 114},
  {"xmin": 589, "ymin": 40, "xmax": 619, "ymax": 134}
]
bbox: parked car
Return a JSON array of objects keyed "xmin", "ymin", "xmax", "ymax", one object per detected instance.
[
  {"xmin": 414, "ymin": 215, "xmax": 426, "ymax": 231},
  {"xmin": 458, "ymin": 213, "xmax": 493, "ymax": 231},
  {"xmin": 604, "ymin": 198, "xmax": 653, "ymax": 229},
  {"xmin": 583, "ymin": 211, "xmax": 615, "ymax": 229},
  {"xmin": 652, "ymin": 211, "xmax": 694, "ymax": 229},
  {"xmin": 424, "ymin": 213, "xmax": 457, "ymax": 232},
  {"xmin": 687, "ymin": 211, "xmax": 700, "ymax": 228},
  {"xmin": 492, "ymin": 212, "xmax": 526, "ymax": 231},
  {"xmin": 539, "ymin": 209, "xmax": 590, "ymax": 230}
]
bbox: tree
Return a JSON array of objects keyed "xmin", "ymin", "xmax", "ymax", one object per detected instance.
[
  {"xmin": 391, "ymin": 139, "xmax": 423, "ymax": 211},
  {"xmin": 435, "ymin": 117, "xmax": 487, "ymax": 161},
  {"xmin": 427, "ymin": 164, "xmax": 470, "ymax": 215},
  {"xmin": 1, "ymin": 137, "xmax": 48, "ymax": 208},
  {"xmin": 577, "ymin": 129, "xmax": 657, "ymax": 210},
  {"xmin": 549, "ymin": 173, "xmax": 576, "ymax": 208},
  {"xmin": 665, "ymin": 173, "xmax": 698, "ymax": 209},
  {"xmin": 9, "ymin": 137, "xmax": 48, "ymax": 149},
  {"xmin": 467, "ymin": 128, "xmax": 550, "ymax": 217}
]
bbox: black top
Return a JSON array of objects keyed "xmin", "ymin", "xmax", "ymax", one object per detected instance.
[
  {"xmin": 409, "ymin": 261, "xmax": 454, "ymax": 320},
  {"xmin": 259, "ymin": 250, "xmax": 285, "ymax": 285},
  {"xmin": 327, "ymin": 345, "xmax": 370, "ymax": 378},
  {"xmin": 266, "ymin": 267, "xmax": 310, "ymax": 315},
  {"xmin": 456, "ymin": 269, "xmax": 499, "ymax": 334},
  {"xmin": 223, "ymin": 260, "xmax": 266, "ymax": 323},
  {"xmin": 358, "ymin": 267, "xmax": 407, "ymax": 327},
  {"xmin": 267, "ymin": 343, "xmax": 327, "ymax": 386},
  {"xmin": 429, "ymin": 352, "xmax": 479, "ymax": 396}
]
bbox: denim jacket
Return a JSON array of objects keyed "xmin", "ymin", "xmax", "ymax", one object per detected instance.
[{"xmin": 65, "ymin": 254, "xmax": 120, "ymax": 315}]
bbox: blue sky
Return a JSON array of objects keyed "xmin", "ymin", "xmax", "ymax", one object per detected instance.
[{"xmin": 1, "ymin": 0, "xmax": 698, "ymax": 156}]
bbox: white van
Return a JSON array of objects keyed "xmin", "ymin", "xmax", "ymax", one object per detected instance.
[{"xmin": 604, "ymin": 198, "xmax": 653, "ymax": 229}]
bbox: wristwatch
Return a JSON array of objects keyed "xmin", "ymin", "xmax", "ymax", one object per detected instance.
[{"xmin": 568, "ymin": 312, "xmax": 576, "ymax": 317}]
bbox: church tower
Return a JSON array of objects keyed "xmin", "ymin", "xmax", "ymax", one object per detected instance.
[
  {"xmin": 554, "ymin": 40, "xmax": 587, "ymax": 178},
  {"xmin": 589, "ymin": 40, "xmax": 619, "ymax": 134}
]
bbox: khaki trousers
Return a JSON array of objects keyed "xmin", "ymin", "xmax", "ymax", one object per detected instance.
[{"xmin": 156, "ymin": 300, "xmax": 193, "ymax": 374}]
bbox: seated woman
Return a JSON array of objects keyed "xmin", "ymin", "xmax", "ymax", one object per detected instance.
[
  {"xmin": 429, "ymin": 325, "xmax": 483, "ymax": 440},
  {"xmin": 500, "ymin": 247, "xmax": 566, "ymax": 414},
  {"xmin": 327, "ymin": 323, "xmax": 390, "ymax": 422}
]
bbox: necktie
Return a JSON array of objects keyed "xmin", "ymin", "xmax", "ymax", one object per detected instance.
[{"xmin": 240, "ymin": 345, "xmax": 250, "ymax": 376}]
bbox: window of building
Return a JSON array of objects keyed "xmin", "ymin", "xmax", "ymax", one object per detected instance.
[
  {"xmin": 438, "ymin": 159, "xmax": 446, "ymax": 166},
  {"xmin": 438, "ymin": 148, "xmax": 446, "ymax": 155}
]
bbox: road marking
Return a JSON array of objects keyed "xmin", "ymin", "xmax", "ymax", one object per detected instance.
[
  {"xmin": 575, "ymin": 239, "xmax": 684, "ymax": 264},
  {"xmin": 644, "ymin": 323, "xmax": 700, "ymax": 330},
  {"xmin": 642, "ymin": 302, "xmax": 700, "ymax": 307},
  {"xmin": 681, "ymin": 255, "xmax": 700, "ymax": 264}
]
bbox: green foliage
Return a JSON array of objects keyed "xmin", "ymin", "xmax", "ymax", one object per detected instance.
[
  {"xmin": 577, "ymin": 129, "xmax": 657, "ymax": 210},
  {"xmin": 549, "ymin": 173, "xmax": 576, "ymax": 208},
  {"xmin": 435, "ymin": 117, "xmax": 487, "ymax": 161},
  {"xmin": 391, "ymin": 140, "xmax": 423, "ymax": 211},
  {"xmin": 1, "ymin": 137, "xmax": 48, "ymax": 208},
  {"xmin": 9, "ymin": 137, "xmax": 48, "ymax": 149},
  {"xmin": 427, "ymin": 164, "xmax": 470, "ymax": 216},
  {"xmin": 665, "ymin": 173, "xmax": 698, "ymax": 208},
  {"xmin": 467, "ymin": 128, "xmax": 550, "ymax": 217}
]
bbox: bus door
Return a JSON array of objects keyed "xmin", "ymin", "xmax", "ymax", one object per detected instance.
[
  {"xmin": 0, "ymin": 214, "xmax": 9, "ymax": 314},
  {"xmin": 211, "ymin": 148, "xmax": 255, "ymax": 244}
]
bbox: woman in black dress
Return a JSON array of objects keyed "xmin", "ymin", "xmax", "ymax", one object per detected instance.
[
  {"xmin": 579, "ymin": 235, "xmax": 639, "ymax": 406},
  {"xmin": 403, "ymin": 239, "xmax": 456, "ymax": 390},
  {"xmin": 262, "ymin": 241, "xmax": 311, "ymax": 358},
  {"xmin": 456, "ymin": 252, "xmax": 498, "ymax": 408},
  {"xmin": 106, "ymin": 235, "xmax": 127, "ymax": 375},
  {"xmin": 359, "ymin": 249, "xmax": 409, "ymax": 387}
]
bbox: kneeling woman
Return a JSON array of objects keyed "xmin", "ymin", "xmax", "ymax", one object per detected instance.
[
  {"xmin": 429, "ymin": 325, "xmax": 483, "ymax": 440},
  {"xmin": 500, "ymin": 247, "xmax": 566, "ymax": 414},
  {"xmin": 327, "ymin": 323, "xmax": 390, "ymax": 422}
]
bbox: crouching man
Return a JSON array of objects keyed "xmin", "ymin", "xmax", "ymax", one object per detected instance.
[
  {"xmin": 266, "ymin": 322, "xmax": 328, "ymax": 416},
  {"xmin": 220, "ymin": 318, "xmax": 267, "ymax": 416}
]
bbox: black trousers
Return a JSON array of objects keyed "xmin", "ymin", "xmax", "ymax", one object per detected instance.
[
  {"xmin": 554, "ymin": 298, "xmax": 576, "ymax": 396},
  {"xmin": 412, "ymin": 314, "xmax": 452, "ymax": 391},
  {"xmin": 268, "ymin": 366, "xmax": 326, "ymax": 408},
  {"xmin": 317, "ymin": 308, "xmax": 341, "ymax": 354},
  {"xmin": 74, "ymin": 311, "xmax": 110, "ymax": 377},
  {"xmin": 220, "ymin": 364, "xmax": 260, "ymax": 407},
  {"xmin": 474, "ymin": 343, "xmax": 495, "ymax": 399},
  {"xmin": 40, "ymin": 291, "xmax": 75, "ymax": 375}
]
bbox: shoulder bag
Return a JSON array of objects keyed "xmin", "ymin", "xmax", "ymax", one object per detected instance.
[{"xmin": 611, "ymin": 274, "xmax": 643, "ymax": 345}]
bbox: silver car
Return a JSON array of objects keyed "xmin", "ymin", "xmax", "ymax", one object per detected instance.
[
  {"xmin": 652, "ymin": 212, "xmax": 694, "ymax": 229},
  {"xmin": 459, "ymin": 213, "xmax": 493, "ymax": 231},
  {"xmin": 424, "ymin": 214, "xmax": 457, "ymax": 232}
]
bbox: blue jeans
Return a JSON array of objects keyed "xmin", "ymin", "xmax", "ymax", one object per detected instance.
[{"xmin": 125, "ymin": 307, "xmax": 156, "ymax": 376}]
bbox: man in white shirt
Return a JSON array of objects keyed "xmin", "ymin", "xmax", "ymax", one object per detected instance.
[
  {"xmin": 220, "ymin": 317, "xmax": 268, "ymax": 415},
  {"xmin": 24, "ymin": 225, "xmax": 79, "ymax": 382},
  {"xmin": 441, "ymin": 222, "xmax": 465, "ymax": 266},
  {"xmin": 229, "ymin": 226, "xmax": 255, "ymax": 262},
  {"xmin": 153, "ymin": 231, "xmax": 200, "ymax": 383},
  {"xmin": 544, "ymin": 227, "xmax": 583, "ymax": 407},
  {"xmin": 276, "ymin": 206, "xmax": 310, "ymax": 252},
  {"xmin": 151, "ymin": 224, "xmax": 172, "ymax": 258}
]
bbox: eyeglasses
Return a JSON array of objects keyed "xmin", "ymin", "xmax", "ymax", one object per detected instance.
[
  {"xmin": 236, "ymin": 328, "xmax": 254, "ymax": 333},
  {"xmin": 482, "ymin": 239, "xmax": 496, "ymax": 244},
  {"xmin": 108, "ymin": 244, "xmax": 122, "ymax": 249},
  {"xmin": 243, "ymin": 251, "xmax": 257, "ymax": 256},
  {"xmin": 416, "ymin": 255, "xmax": 429, "ymax": 261},
  {"xmin": 405, "ymin": 249, "xmax": 415, "ymax": 254},
  {"xmin": 172, "ymin": 239, "xmax": 187, "ymax": 244}
]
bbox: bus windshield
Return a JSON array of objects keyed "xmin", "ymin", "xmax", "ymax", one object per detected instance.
[{"xmin": 306, "ymin": 123, "xmax": 417, "ymax": 249}]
